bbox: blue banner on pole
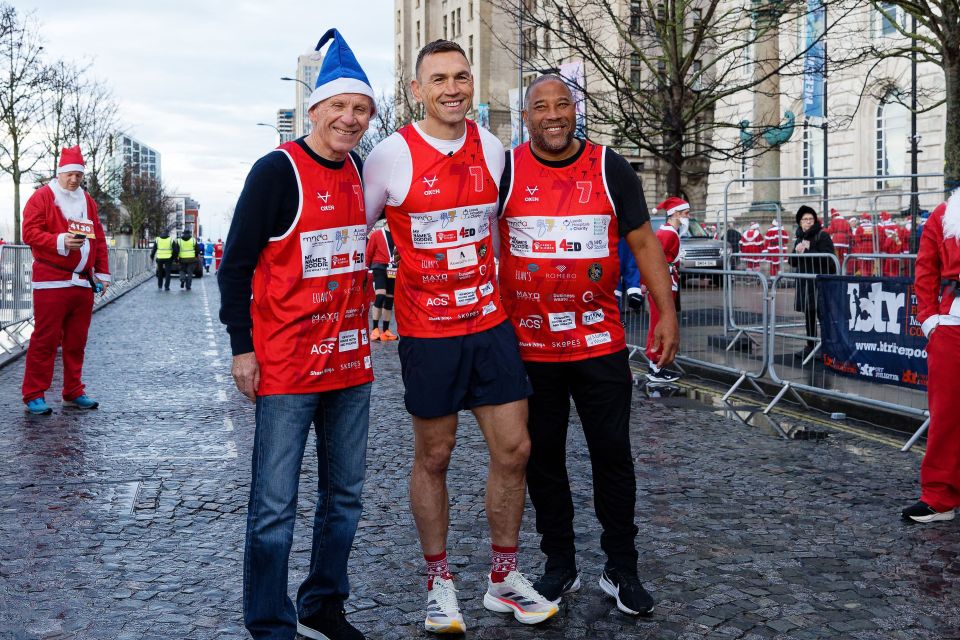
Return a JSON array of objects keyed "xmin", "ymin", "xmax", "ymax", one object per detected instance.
[
  {"xmin": 817, "ymin": 276, "xmax": 928, "ymax": 390},
  {"xmin": 803, "ymin": 0, "xmax": 825, "ymax": 119}
]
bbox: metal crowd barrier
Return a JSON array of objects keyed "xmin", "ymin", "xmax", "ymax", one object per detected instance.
[
  {"xmin": 625, "ymin": 257, "xmax": 930, "ymax": 445},
  {"xmin": 0, "ymin": 245, "xmax": 154, "ymax": 361},
  {"xmin": 842, "ymin": 253, "xmax": 917, "ymax": 278}
]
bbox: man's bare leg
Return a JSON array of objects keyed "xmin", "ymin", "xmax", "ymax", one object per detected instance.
[
  {"xmin": 472, "ymin": 399, "xmax": 530, "ymax": 546},
  {"xmin": 410, "ymin": 414, "xmax": 458, "ymax": 555}
]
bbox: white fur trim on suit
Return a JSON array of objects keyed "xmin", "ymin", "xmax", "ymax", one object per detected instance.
[
  {"xmin": 57, "ymin": 233, "xmax": 69, "ymax": 256},
  {"xmin": 944, "ymin": 189, "xmax": 960, "ymax": 240},
  {"xmin": 307, "ymin": 77, "xmax": 376, "ymax": 113}
]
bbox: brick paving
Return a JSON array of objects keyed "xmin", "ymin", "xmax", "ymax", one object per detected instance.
[{"xmin": 0, "ymin": 277, "xmax": 958, "ymax": 639}]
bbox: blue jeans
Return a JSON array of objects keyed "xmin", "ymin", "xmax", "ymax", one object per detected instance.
[{"xmin": 243, "ymin": 383, "xmax": 371, "ymax": 640}]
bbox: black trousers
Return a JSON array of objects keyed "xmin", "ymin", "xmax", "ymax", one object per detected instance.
[
  {"xmin": 524, "ymin": 349, "xmax": 639, "ymax": 572},
  {"xmin": 156, "ymin": 259, "xmax": 172, "ymax": 289}
]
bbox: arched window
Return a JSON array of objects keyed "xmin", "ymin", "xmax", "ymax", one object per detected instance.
[{"xmin": 875, "ymin": 92, "xmax": 908, "ymax": 189}]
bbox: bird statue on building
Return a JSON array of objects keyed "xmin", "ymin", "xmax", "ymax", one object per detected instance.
[{"xmin": 739, "ymin": 110, "xmax": 796, "ymax": 149}]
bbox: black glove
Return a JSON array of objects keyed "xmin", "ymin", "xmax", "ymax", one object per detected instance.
[{"xmin": 627, "ymin": 292, "xmax": 644, "ymax": 310}]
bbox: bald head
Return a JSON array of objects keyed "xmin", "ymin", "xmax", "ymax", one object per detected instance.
[
  {"xmin": 523, "ymin": 74, "xmax": 579, "ymax": 160},
  {"xmin": 524, "ymin": 74, "xmax": 572, "ymax": 104}
]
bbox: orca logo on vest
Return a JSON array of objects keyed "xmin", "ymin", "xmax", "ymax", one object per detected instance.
[
  {"xmin": 317, "ymin": 191, "xmax": 335, "ymax": 211},
  {"xmin": 525, "ymin": 185, "xmax": 540, "ymax": 202},
  {"xmin": 423, "ymin": 175, "xmax": 440, "ymax": 196}
]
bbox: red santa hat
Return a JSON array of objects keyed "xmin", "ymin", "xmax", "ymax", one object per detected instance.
[
  {"xmin": 57, "ymin": 145, "xmax": 85, "ymax": 174},
  {"xmin": 879, "ymin": 211, "xmax": 892, "ymax": 221},
  {"xmin": 656, "ymin": 196, "xmax": 690, "ymax": 217}
]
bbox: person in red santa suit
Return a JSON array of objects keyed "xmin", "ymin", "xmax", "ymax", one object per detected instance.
[
  {"xmin": 213, "ymin": 238, "xmax": 224, "ymax": 272},
  {"xmin": 902, "ymin": 190, "xmax": 960, "ymax": 523},
  {"xmin": 643, "ymin": 196, "xmax": 685, "ymax": 383},
  {"xmin": 851, "ymin": 213, "xmax": 876, "ymax": 276},
  {"xmin": 878, "ymin": 212, "xmax": 904, "ymax": 277},
  {"xmin": 825, "ymin": 210, "xmax": 852, "ymax": 269},
  {"xmin": 741, "ymin": 222, "xmax": 764, "ymax": 271},
  {"xmin": 763, "ymin": 219, "xmax": 789, "ymax": 276},
  {"xmin": 21, "ymin": 146, "xmax": 110, "ymax": 415}
]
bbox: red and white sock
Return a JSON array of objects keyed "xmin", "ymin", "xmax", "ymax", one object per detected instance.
[
  {"xmin": 425, "ymin": 551, "xmax": 453, "ymax": 589},
  {"xmin": 490, "ymin": 544, "xmax": 518, "ymax": 583}
]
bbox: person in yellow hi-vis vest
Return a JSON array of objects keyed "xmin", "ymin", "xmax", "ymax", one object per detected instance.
[
  {"xmin": 174, "ymin": 228, "xmax": 199, "ymax": 291},
  {"xmin": 150, "ymin": 230, "xmax": 174, "ymax": 290}
]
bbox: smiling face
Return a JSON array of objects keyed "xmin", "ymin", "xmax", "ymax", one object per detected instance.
[
  {"xmin": 57, "ymin": 171, "xmax": 83, "ymax": 191},
  {"xmin": 412, "ymin": 50, "xmax": 474, "ymax": 139},
  {"xmin": 524, "ymin": 78, "xmax": 577, "ymax": 161},
  {"xmin": 307, "ymin": 93, "xmax": 373, "ymax": 161}
]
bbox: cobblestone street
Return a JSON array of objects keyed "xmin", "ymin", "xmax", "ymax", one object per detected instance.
[{"xmin": 1, "ymin": 277, "xmax": 959, "ymax": 639}]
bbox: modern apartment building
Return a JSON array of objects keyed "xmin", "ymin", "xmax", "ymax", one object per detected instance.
[
  {"xmin": 277, "ymin": 108, "xmax": 296, "ymax": 144},
  {"xmin": 293, "ymin": 53, "xmax": 323, "ymax": 137}
]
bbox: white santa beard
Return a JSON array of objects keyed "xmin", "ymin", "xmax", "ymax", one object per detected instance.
[
  {"xmin": 50, "ymin": 181, "xmax": 88, "ymax": 220},
  {"xmin": 944, "ymin": 189, "xmax": 960, "ymax": 240}
]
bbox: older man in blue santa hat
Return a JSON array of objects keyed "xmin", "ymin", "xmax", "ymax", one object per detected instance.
[{"xmin": 219, "ymin": 29, "xmax": 376, "ymax": 640}]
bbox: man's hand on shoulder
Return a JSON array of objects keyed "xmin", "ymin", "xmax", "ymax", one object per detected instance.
[{"xmin": 232, "ymin": 352, "xmax": 260, "ymax": 402}]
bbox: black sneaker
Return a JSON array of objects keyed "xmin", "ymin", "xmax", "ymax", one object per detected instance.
[
  {"xmin": 901, "ymin": 500, "xmax": 956, "ymax": 523},
  {"xmin": 297, "ymin": 600, "xmax": 365, "ymax": 640},
  {"xmin": 599, "ymin": 567, "xmax": 654, "ymax": 615},
  {"xmin": 532, "ymin": 565, "xmax": 581, "ymax": 603},
  {"xmin": 646, "ymin": 363, "xmax": 679, "ymax": 383}
]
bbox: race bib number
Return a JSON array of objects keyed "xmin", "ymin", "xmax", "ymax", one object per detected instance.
[
  {"xmin": 409, "ymin": 203, "xmax": 495, "ymax": 250},
  {"xmin": 300, "ymin": 225, "xmax": 367, "ymax": 279},
  {"xmin": 68, "ymin": 219, "xmax": 96, "ymax": 239},
  {"xmin": 387, "ymin": 267, "xmax": 398, "ymax": 279},
  {"xmin": 506, "ymin": 215, "xmax": 611, "ymax": 260}
]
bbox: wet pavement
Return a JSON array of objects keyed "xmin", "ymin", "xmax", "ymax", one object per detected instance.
[{"xmin": 1, "ymin": 276, "xmax": 958, "ymax": 639}]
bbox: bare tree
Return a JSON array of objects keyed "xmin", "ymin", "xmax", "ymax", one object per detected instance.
[
  {"xmin": 119, "ymin": 165, "xmax": 174, "ymax": 244},
  {"xmin": 357, "ymin": 92, "xmax": 404, "ymax": 159},
  {"xmin": 860, "ymin": 1, "xmax": 960, "ymax": 192},
  {"xmin": 0, "ymin": 4, "xmax": 47, "ymax": 243},
  {"xmin": 492, "ymin": 0, "xmax": 862, "ymax": 198},
  {"xmin": 65, "ymin": 77, "xmax": 120, "ymax": 189}
]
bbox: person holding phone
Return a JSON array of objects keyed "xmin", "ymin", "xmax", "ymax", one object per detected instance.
[
  {"xmin": 789, "ymin": 205, "xmax": 836, "ymax": 357},
  {"xmin": 21, "ymin": 146, "xmax": 110, "ymax": 415}
]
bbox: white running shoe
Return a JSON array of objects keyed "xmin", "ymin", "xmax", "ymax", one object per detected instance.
[
  {"xmin": 424, "ymin": 576, "xmax": 466, "ymax": 634},
  {"xmin": 482, "ymin": 571, "xmax": 559, "ymax": 625}
]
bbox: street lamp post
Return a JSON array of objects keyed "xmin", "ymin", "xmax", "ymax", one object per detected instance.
[
  {"xmin": 280, "ymin": 76, "xmax": 313, "ymax": 92},
  {"xmin": 256, "ymin": 122, "xmax": 281, "ymax": 146}
]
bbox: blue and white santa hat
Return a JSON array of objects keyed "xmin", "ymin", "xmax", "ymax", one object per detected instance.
[{"xmin": 308, "ymin": 29, "xmax": 376, "ymax": 115}]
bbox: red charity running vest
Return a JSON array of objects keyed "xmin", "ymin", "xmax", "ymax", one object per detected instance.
[
  {"xmin": 384, "ymin": 121, "xmax": 505, "ymax": 338},
  {"xmin": 499, "ymin": 141, "xmax": 625, "ymax": 362},
  {"xmin": 251, "ymin": 141, "xmax": 373, "ymax": 395}
]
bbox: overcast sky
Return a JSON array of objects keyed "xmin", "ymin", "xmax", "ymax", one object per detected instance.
[{"xmin": 1, "ymin": 0, "xmax": 394, "ymax": 241}]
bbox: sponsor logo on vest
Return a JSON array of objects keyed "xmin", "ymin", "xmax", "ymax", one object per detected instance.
[
  {"xmin": 361, "ymin": 329, "xmax": 369, "ymax": 345},
  {"xmin": 423, "ymin": 273, "xmax": 448, "ymax": 283},
  {"xmin": 447, "ymin": 245, "xmax": 478, "ymax": 269},
  {"xmin": 585, "ymin": 239, "xmax": 608, "ymax": 251},
  {"xmin": 332, "ymin": 254, "xmax": 350, "ymax": 269},
  {"xmin": 421, "ymin": 259, "xmax": 441, "ymax": 269},
  {"xmin": 441, "ymin": 210, "xmax": 457, "ymax": 227},
  {"xmin": 353, "ymin": 250, "xmax": 365, "ymax": 264},
  {"xmin": 549, "ymin": 312, "xmax": 577, "ymax": 332},
  {"xmin": 311, "ymin": 312, "xmax": 340, "ymax": 324},
  {"xmin": 413, "ymin": 231, "xmax": 433, "ymax": 245},
  {"xmin": 482, "ymin": 301, "xmax": 497, "ymax": 316},
  {"xmin": 519, "ymin": 341, "xmax": 546, "ymax": 348},
  {"xmin": 428, "ymin": 316, "xmax": 453, "ymax": 321},
  {"xmin": 593, "ymin": 218, "xmax": 608, "ymax": 235},
  {"xmin": 340, "ymin": 360, "xmax": 361, "ymax": 370},
  {"xmin": 436, "ymin": 230, "xmax": 458, "ymax": 243},
  {"xmin": 457, "ymin": 310, "xmax": 481, "ymax": 320},
  {"xmin": 560, "ymin": 239, "xmax": 582, "ymax": 252},
  {"xmin": 515, "ymin": 290, "xmax": 541, "ymax": 301},
  {"xmin": 313, "ymin": 291, "xmax": 334, "ymax": 304},
  {"xmin": 553, "ymin": 293, "xmax": 575, "ymax": 302},
  {"xmin": 510, "ymin": 237, "xmax": 531, "ymax": 252},
  {"xmin": 317, "ymin": 191, "xmax": 334, "ymax": 211},
  {"xmin": 551, "ymin": 339, "xmax": 582, "ymax": 348},
  {"xmin": 586, "ymin": 331, "xmax": 612, "ymax": 347},
  {"xmin": 582, "ymin": 290, "xmax": 595, "ymax": 303},
  {"xmin": 536, "ymin": 219, "xmax": 555, "ymax": 237},
  {"xmin": 546, "ymin": 264, "xmax": 576, "ymax": 280},
  {"xmin": 335, "ymin": 229, "xmax": 349, "ymax": 250},
  {"xmin": 305, "ymin": 256, "xmax": 329, "ymax": 271},
  {"xmin": 479, "ymin": 264, "xmax": 488, "ymax": 276},
  {"xmin": 364, "ymin": 355, "xmax": 372, "ymax": 369},
  {"xmin": 455, "ymin": 287, "xmax": 479, "ymax": 306},
  {"xmin": 515, "ymin": 270, "xmax": 532, "ymax": 282},
  {"xmin": 564, "ymin": 219, "xmax": 591, "ymax": 232},
  {"xmin": 583, "ymin": 309, "xmax": 604, "ymax": 326},
  {"xmin": 533, "ymin": 240, "xmax": 556, "ymax": 253},
  {"xmin": 479, "ymin": 281, "xmax": 494, "ymax": 296},
  {"xmin": 310, "ymin": 368, "xmax": 334, "ymax": 376},
  {"xmin": 302, "ymin": 232, "xmax": 329, "ymax": 243},
  {"xmin": 310, "ymin": 338, "xmax": 337, "ymax": 355},
  {"xmin": 457, "ymin": 269, "xmax": 476, "ymax": 280},
  {"xmin": 426, "ymin": 295, "xmax": 450, "ymax": 306},
  {"xmin": 478, "ymin": 243, "xmax": 488, "ymax": 258},
  {"xmin": 328, "ymin": 281, "xmax": 339, "ymax": 291},
  {"xmin": 435, "ymin": 253, "xmax": 445, "ymax": 261},
  {"xmin": 339, "ymin": 330, "xmax": 359, "ymax": 352},
  {"xmin": 519, "ymin": 314, "xmax": 543, "ymax": 329},
  {"xmin": 587, "ymin": 262, "xmax": 603, "ymax": 282},
  {"xmin": 423, "ymin": 175, "xmax": 440, "ymax": 195},
  {"xmin": 524, "ymin": 185, "xmax": 540, "ymax": 202}
]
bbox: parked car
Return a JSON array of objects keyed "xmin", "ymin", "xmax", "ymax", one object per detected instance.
[{"xmin": 649, "ymin": 216, "xmax": 724, "ymax": 283}]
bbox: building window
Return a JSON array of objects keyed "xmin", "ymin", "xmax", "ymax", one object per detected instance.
[
  {"xmin": 630, "ymin": 53, "xmax": 642, "ymax": 88},
  {"xmin": 443, "ymin": 14, "xmax": 448, "ymax": 39},
  {"xmin": 876, "ymin": 91, "xmax": 908, "ymax": 188},
  {"xmin": 803, "ymin": 121, "xmax": 824, "ymax": 195},
  {"xmin": 691, "ymin": 8, "xmax": 702, "ymax": 27},
  {"xmin": 875, "ymin": 2, "xmax": 902, "ymax": 37},
  {"xmin": 656, "ymin": 3, "xmax": 665, "ymax": 21},
  {"xmin": 416, "ymin": 20, "xmax": 421, "ymax": 48},
  {"xmin": 656, "ymin": 59, "xmax": 666, "ymax": 88},
  {"xmin": 468, "ymin": 35, "xmax": 474, "ymax": 64},
  {"xmin": 456, "ymin": 8, "xmax": 461, "ymax": 35},
  {"xmin": 468, "ymin": 0, "xmax": 473, "ymax": 20},
  {"xmin": 396, "ymin": 10, "xmax": 401, "ymax": 33},
  {"xmin": 630, "ymin": 0, "xmax": 642, "ymax": 33},
  {"xmin": 691, "ymin": 59, "xmax": 702, "ymax": 90}
]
